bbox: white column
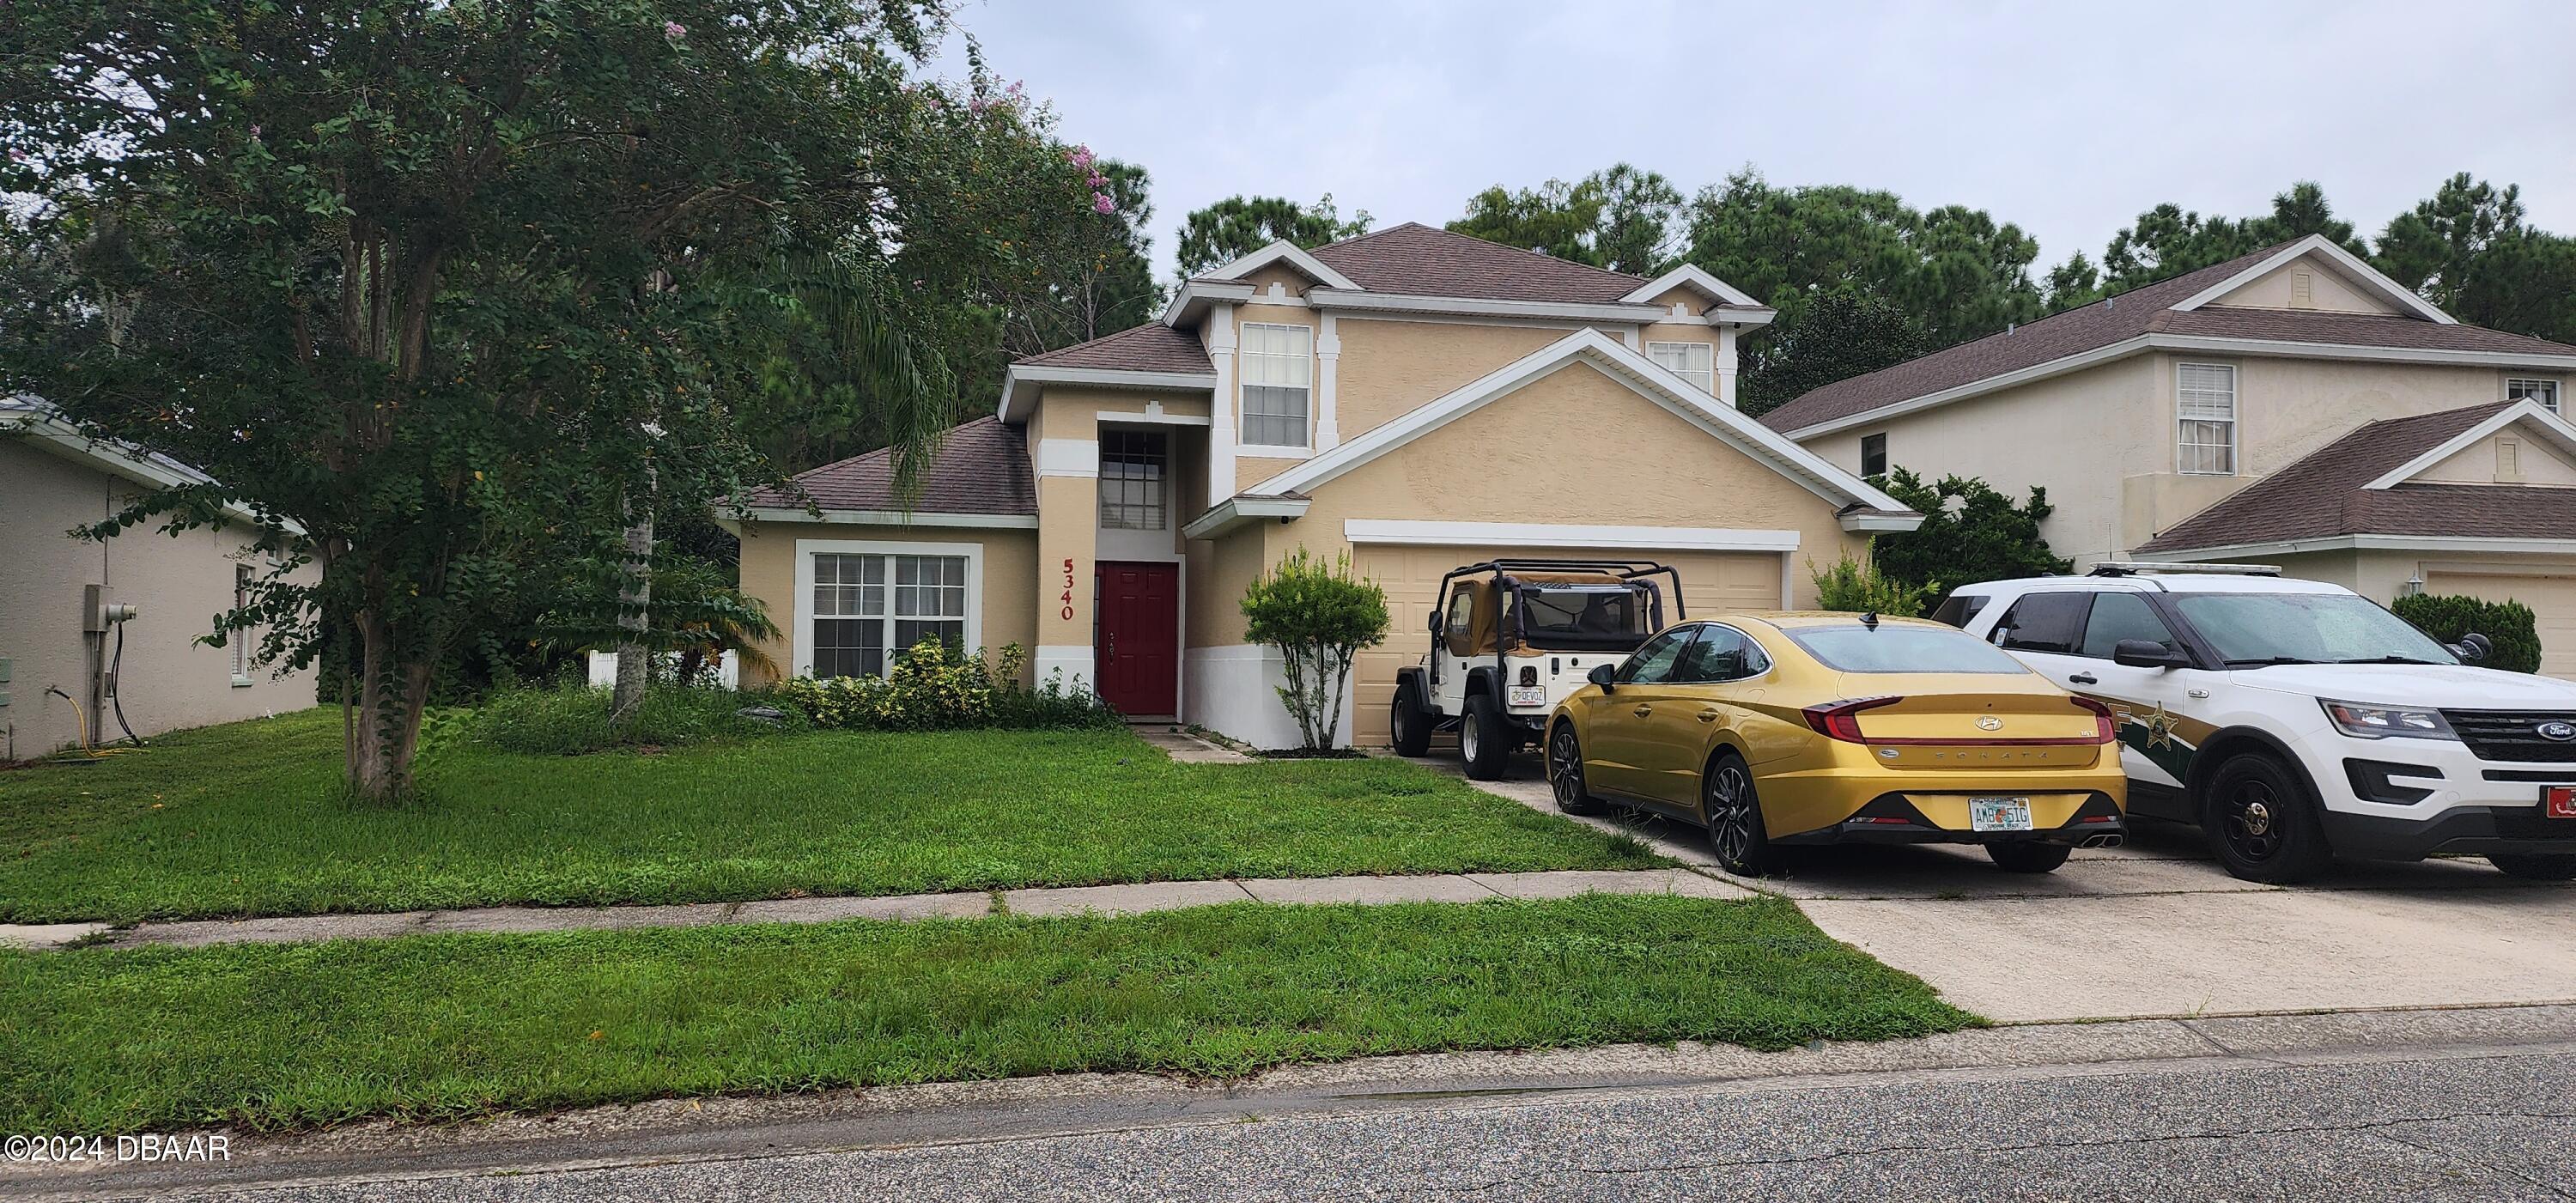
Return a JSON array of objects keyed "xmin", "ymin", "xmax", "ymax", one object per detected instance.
[
  {"xmin": 1315, "ymin": 313, "xmax": 1341, "ymax": 452},
  {"xmin": 1715, "ymin": 325, "xmax": 1741, "ymax": 409},
  {"xmin": 1206, "ymin": 305, "xmax": 1238, "ymax": 505}
]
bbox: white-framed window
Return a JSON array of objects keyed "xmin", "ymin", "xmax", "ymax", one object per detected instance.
[
  {"xmin": 802, "ymin": 544, "xmax": 975, "ymax": 679},
  {"xmin": 1099, "ymin": 429, "xmax": 1167, "ymax": 531},
  {"xmin": 1860, "ymin": 433, "xmax": 1888, "ymax": 478},
  {"xmin": 1240, "ymin": 322, "xmax": 1312, "ymax": 449},
  {"xmin": 1647, "ymin": 341, "xmax": 1715, "ymax": 392},
  {"xmin": 2508, "ymin": 377, "xmax": 2561, "ymax": 414},
  {"xmin": 2177, "ymin": 362, "xmax": 2238, "ymax": 476},
  {"xmin": 230, "ymin": 564, "xmax": 252, "ymax": 686}
]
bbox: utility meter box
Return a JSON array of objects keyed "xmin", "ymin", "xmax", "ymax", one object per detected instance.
[{"xmin": 82, "ymin": 584, "xmax": 138, "ymax": 632}]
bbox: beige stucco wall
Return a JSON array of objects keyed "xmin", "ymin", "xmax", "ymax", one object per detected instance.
[
  {"xmin": 735, "ymin": 516, "xmax": 1039, "ymax": 686},
  {"xmin": 0, "ymin": 440, "xmax": 318, "ymax": 758},
  {"xmin": 1331, "ymin": 318, "xmax": 1571, "ymax": 440},
  {"xmin": 2207, "ymin": 254, "xmax": 2398, "ymax": 315},
  {"xmin": 2420, "ymin": 428, "xmax": 2576, "ymax": 486},
  {"xmin": 1805, "ymin": 350, "xmax": 2562, "ymax": 568}
]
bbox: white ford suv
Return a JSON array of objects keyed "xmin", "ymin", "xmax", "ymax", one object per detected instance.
[{"xmin": 1937, "ymin": 564, "xmax": 2576, "ymax": 883}]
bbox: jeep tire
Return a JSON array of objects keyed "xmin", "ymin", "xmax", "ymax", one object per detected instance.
[
  {"xmin": 1388, "ymin": 679, "xmax": 1433, "ymax": 757},
  {"xmin": 1461, "ymin": 693, "xmax": 1512, "ymax": 781}
]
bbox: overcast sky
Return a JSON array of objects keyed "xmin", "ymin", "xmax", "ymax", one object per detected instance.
[{"xmin": 933, "ymin": 0, "xmax": 2576, "ymax": 283}]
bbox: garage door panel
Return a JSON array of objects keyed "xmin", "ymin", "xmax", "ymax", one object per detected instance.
[
  {"xmin": 2424, "ymin": 571, "xmax": 2576, "ymax": 679},
  {"xmin": 1349, "ymin": 545, "xmax": 1784, "ymax": 744}
]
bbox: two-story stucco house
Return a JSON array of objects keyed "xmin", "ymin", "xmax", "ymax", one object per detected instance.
[
  {"xmin": 732, "ymin": 223, "xmax": 1919, "ymax": 748},
  {"xmin": 1759, "ymin": 235, "xmax": 2576, "ymax": 668}
]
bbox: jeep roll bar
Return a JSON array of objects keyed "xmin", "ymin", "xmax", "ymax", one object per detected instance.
[{"xmin": 1428, "ymin": 559, "xmax": 1687, "ymax": 698}]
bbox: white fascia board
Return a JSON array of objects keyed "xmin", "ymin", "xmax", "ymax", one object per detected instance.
[
  {"xmin": 1198, "ymin": 240, "xmax": 1363, "ymax": 292},
  {"xmin": 1839, "ymin": 511, "xmax": 1927, "ymax": 533},
  {"xmin": 6, "ymin": 412, "xmax": 296, "ymax": 532},
  {"xmin": 2362, "ymin": 400, "xmax": 2576, "ymax": 489},
  {"xmin": 1180, "ymin": 495, "xmax": 1310, "ymax": 541},
  {"xmin": 1710, "ymin": 309, "xmax": 1777, "ymax": 329},
  {"xmin": 2137, "ymin": 533, "xmax": 2576, "ymax": 560},
  {"xmin": 1618, "ymin": 264, "xmax": 1760, "ymax": 307},
  {"xmin": 1344, "ymin": 519, "xmax": 1801, "ymax": 552},
  {"xmin": 1158, "ymin": 280, "xmax": 1256, "ymax": 328},
  {"xmin": 1306, "ymin": 288, "xmax": 1668, "ymax": 325},
  {"xmin": 997, "ymin": 364, "xmax": 1218, "ymax": 423},
  {"xmin": 1780, "ymin": 337, "xmax": 2155, "ymax": 440},
  {"xmin": 1255, "ymin": 328, "xmax": 1912, "ymax": 518},
  {"xmin": 741, "ymin": 506, "xmax": 1038, "ymax": 530},
  {"xmin": 2167, "ymin": 234, "xmax": 2457, "ymax": 325}
]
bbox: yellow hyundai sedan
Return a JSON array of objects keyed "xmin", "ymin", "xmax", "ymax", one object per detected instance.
[{"xmin": 1546, "ymin": 613, "xmax": 2127, "ymax": 876}]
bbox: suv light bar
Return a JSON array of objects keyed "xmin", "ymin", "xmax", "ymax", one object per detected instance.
[{"xmin": 2087, "ymin": 562, "xmax": 2281, "ymax": 577}]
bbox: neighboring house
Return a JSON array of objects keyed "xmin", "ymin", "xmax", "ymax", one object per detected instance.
[
  {"xmin": 1, "ymin": 399, "xmax": 316, "ymax": 760},
  {"xmin": 732, "ymin": 222, "xmax": 1918, "ymax": 748},
  {"xmin": 1760, "ymin": 234, "xmax": 2576, "ymax": 577},
  {"xmin": 2134, "ymin": 398, "xmax": 2576, "ymax": 676}
]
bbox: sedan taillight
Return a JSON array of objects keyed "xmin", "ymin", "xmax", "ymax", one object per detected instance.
[
  {"xmin": 1801, "ymin": 696, "xmax": 1900, "ymax": 743},
  {"xmin": 2071, "ymin": 696, "xmax": 2118, "ymax": 744}
]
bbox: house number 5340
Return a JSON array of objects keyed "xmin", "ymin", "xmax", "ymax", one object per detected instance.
[{"xmin": 1060, "ymin": 557, "xmax": 1077, "ymax": 621}]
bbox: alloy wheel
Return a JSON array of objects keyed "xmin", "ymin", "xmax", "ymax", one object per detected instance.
[
  {"xmin": 1548, "ymin": 725, "xmax": 1583, "ymax": 806},
  {"xmin": 1706, "ymin": 764, "xmax": 1754, "ymax": 865},
  {"xmin": 2221, "ymin": 779, "xmax": 2283, "ymax": 862}
]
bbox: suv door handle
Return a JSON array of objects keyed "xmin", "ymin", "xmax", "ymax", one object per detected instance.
[{"xmin": 2068, "ymin": 671, "xmax": 2098, "ymax": 685}]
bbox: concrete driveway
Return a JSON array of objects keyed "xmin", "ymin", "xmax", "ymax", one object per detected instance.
[{"xmin": 1408, "ymin": 750, "xmax": 2576, "ymax": 1024}]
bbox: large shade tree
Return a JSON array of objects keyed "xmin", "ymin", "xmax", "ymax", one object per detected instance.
[
  {"xmin": 1447, "ymin": 163, "xmax": 1684, "ymax": 276},
  {"xmin": 0, "ymin": 2, "xmax": 1103, "ymax": 799},
  {"xmin": 1174, "ymin": 195, "xmax": 1369, "ymax": 278}
]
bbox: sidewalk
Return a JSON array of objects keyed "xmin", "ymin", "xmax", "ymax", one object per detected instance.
[{"xmin": 0, "ymin": 867, "xmax": 1752, "ymax": 952}]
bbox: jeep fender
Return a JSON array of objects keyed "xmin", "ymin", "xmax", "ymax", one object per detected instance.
[
  {"xmin": 1463, "ymin": 665, "xmax": 1504, "ymax": 707},
  {"xmin": 1393, "ymin": 666, "xmax": 1431, "ymax": 709}
]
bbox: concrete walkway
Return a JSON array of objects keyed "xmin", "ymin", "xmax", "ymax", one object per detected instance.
[
  {"xmin": 0, "ymin": 868, "xmax": 1752, "ymax": 952},
  {"xmin": 1128, "ymin": 725, "xmax": 1255, "ymax": 763}
]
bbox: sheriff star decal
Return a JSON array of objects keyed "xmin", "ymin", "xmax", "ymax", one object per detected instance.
[{"xmin": 2119, "ymin": 701, "xmax": 2180, "ymax": 750}]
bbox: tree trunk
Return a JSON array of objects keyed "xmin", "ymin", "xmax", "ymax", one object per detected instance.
[
  {"xmin": 349, "ymin": 610, "xmax": 434, "ymax": 802},
  {"xmin": 610, "ymin": 477, "xmax": 654, "ymax": 725}
]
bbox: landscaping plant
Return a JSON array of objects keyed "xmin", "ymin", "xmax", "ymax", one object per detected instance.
[
  {"xmin": 1241, "ymin": 549, "xmax": 1391, "ymax": 750},
  {"xmin": 1808, "ymin": 553, "xmax": 1935, "ymax": 618},
  {"xmin": 2392, "ymin": 593, "xmax": 2543, "ymax": 673},
  {"xmin": 766, "ymin": 641, "xmax": 1119, "ymax": 732},
  {"xmin": 1867, "ymin": 468, "xmax": 2073, "ymax": 602}
]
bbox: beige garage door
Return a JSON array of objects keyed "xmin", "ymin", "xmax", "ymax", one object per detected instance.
[
  {"xmin": 2423, "ymin": 571, "xmax": 2576, "ymax": 679},
  {"xmin": 1350, "ymin": 544, "xmax": 1787, "ymax": 745}
]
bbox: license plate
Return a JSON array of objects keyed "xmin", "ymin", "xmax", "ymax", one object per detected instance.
[
  {"xmin": 1970, "ymin": 796, "xmax": 2033, "ymax": 832},
  {"xmin": 1508, "ymin": 685, "xmax": 1546, "ymax": 708},
  {"xmin": 2549, "ymin": 787, "xmax": 2576, "ymax": 820}
]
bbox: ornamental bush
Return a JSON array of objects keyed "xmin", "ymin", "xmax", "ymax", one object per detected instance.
[
  {"xmin": 1808, "ymin": 553, "xmax": 1935, "ymax": 618},
  {"xmin": 1241, "ymin": 548, "xmax": 1390, "ymax": 750},
  {"xmin": 765, "ymin": 641, "xmax": 1119, "ymax": 732},
  {"xmin": 2391, "ymin": 593, "xmax": 2544, "ymax": 674}
]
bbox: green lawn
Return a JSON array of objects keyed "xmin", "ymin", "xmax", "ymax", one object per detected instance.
[
  {"xmin": 0, "ymin": 710, "xmax": 1661, "ymax": 924},
  {"xmin": 0, "ymin": 895, "xmax": 1974, "ymax": 1134}
]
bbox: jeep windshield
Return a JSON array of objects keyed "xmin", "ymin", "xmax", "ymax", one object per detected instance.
[
  {"xmin": 1514, "ymin": 584, "xmax": 1653, "ymax": 650},
  {"xmin": 2171, "ymin": 593, "xmax": 2459, "ymax": 667}
]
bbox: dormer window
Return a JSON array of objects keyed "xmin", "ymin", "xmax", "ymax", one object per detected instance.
[
  {"xmin": 1647, "ymin": 341, "xmax": 1714, "ymax": 393},
  {"xmin": 1241, "ymin": 322, "xmax": 1313, "ymax": 449}
]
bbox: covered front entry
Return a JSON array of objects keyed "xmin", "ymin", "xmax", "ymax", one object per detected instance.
[
  {"xmin": 1096, "ymin": 561, "xmax": 1180, "ymax": 716},
  {"xmin": 1349, "ymin": 544, "xmax": 1789, "ymax": 745},
  {"xmin": 2425, "ymin": 568, "xmax": 2576, "ymax": 678}
]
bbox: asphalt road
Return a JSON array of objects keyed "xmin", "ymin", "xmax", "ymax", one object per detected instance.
[{"xmin": 25, "ymin": 1008, "xmax": 2576, "ymax": 1203}]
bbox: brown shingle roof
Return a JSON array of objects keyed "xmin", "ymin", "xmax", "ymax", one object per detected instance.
[
  {"xmin": 742, "ymin": 416, "xmax": 1033, "ymax": 517},
  {"xmin": 1016, "ymin": 323, "xmax": 1212, "ymax": 374},
  {"xmin": 1757, "ymin": 243, "xmax": 2576, "ymax": 434},
  {"xmin": 1304, "ymin": 222, "xmax": 1650, "ymax": 303},
  {"xmin": 2131, "ymin": 401, "xmax": 2576, "ymax": 552}
]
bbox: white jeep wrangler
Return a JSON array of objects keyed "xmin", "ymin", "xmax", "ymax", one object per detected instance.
[
  {"xmin": 1388, "ymin": 560, "xmax": 1681, "ymax": 780},
  {"xmin": 1940, "ymin": 562, "xmax": 2576, "ymax": 883}
]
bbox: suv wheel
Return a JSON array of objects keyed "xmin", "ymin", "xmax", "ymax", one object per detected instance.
[
  {"xmin": 2202, "ymin": 752, "xmax": 2333, "ymax": 884},
  {"xmin": 1461, "ymin": 693, "xmax": 1512, "ymax": 781},
  {"xmin": 1388, "ymin": 680, "xmax": 1432, "ymax": 757},
  {"xmin": 1704, "ymin": 753, "xmax": 1784, "ymax": 877},
  {"xmin": 1545, "ymin": 720, "xmax": 1603, "ymax": 815},
  {"xmin": 2488, "ymin": 853, "xmax": 2576, "ymax": 881},
  {"xmin": 1986, "ymin": 841, "xmax": 2071, "ymax": 873}
]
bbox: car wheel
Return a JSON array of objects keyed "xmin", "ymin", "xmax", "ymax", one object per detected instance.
[
  {"xmin": 1545, "ymin": 720, "xmax": 1604, "ymax": 816},
  {"xmin": 1986, "ymin": 841, "xmax": 2072, "ymax": 873},
  {"xmin": 2202, "ymin": 752, "xmax": 2333, "ymax": 884},
  {"xmin": 2488, "ymin": 853, "xmax": 2576, "ymax": 881},
  {"xmin": 1389, "ymin": 680, "xmax": 1433, "ymax": 757},
  {"xmin": 1704, "ymin": 752, "xmax": 1784, "ymax": 877},
  {"xmin": 1461, "ymin": 693, "xmax": 1512, "ymax": 781}
]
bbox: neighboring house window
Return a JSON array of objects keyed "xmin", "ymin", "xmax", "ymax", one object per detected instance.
[
  {"xmin": 231, "ymin": 564, "xmax": 252, "ymax": 685},
  {"xmin": 1099, "ymin": 429, "xmax": 1166, "ymax": 531},
  {"xmin": 2177, "ymin": 362, "xmax": 2238, "ymax": 475},
  {"xmin": 1240, "ymin": 322, "xmax": 1312, "ymax": 448},
  {"xmin": 2508, "ymin": 377, "xmax": 2561, "ymax": 414},
  {"xmin": 1860, "ymin": 433, "xmax": 1887, "ymax": 478},
  {"xmin": 1647, "ymin": 341, "xmax": 1715, "ymax": 392},
  {"xmin": 811, "ymin": 552, "xmax": 968, "ymax": 678}
]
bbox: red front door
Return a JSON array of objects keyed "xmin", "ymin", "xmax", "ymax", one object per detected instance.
[{"xmin": 1096, "ymin": 561, "xmax": 1179, "ymax": 716}]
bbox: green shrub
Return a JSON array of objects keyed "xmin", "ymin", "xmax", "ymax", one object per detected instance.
[
  {"xmin": 2391, "ymin": 593, "xmax": 2543, "ymax": 673},
  {"xmin": 1241, "ymin": 548, "xmax": 1389, "ymax": 750},
  {"xmin": 1808, "ymin": 553, "xmax": 1934, "ymax": 618},
  {"xmin": 764, "ymin": 641, "xmax": 1120, "ymax": 732},
  {"xmin": 473, "ymin": 684, "xmax": 809, "ymax": 755}
]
